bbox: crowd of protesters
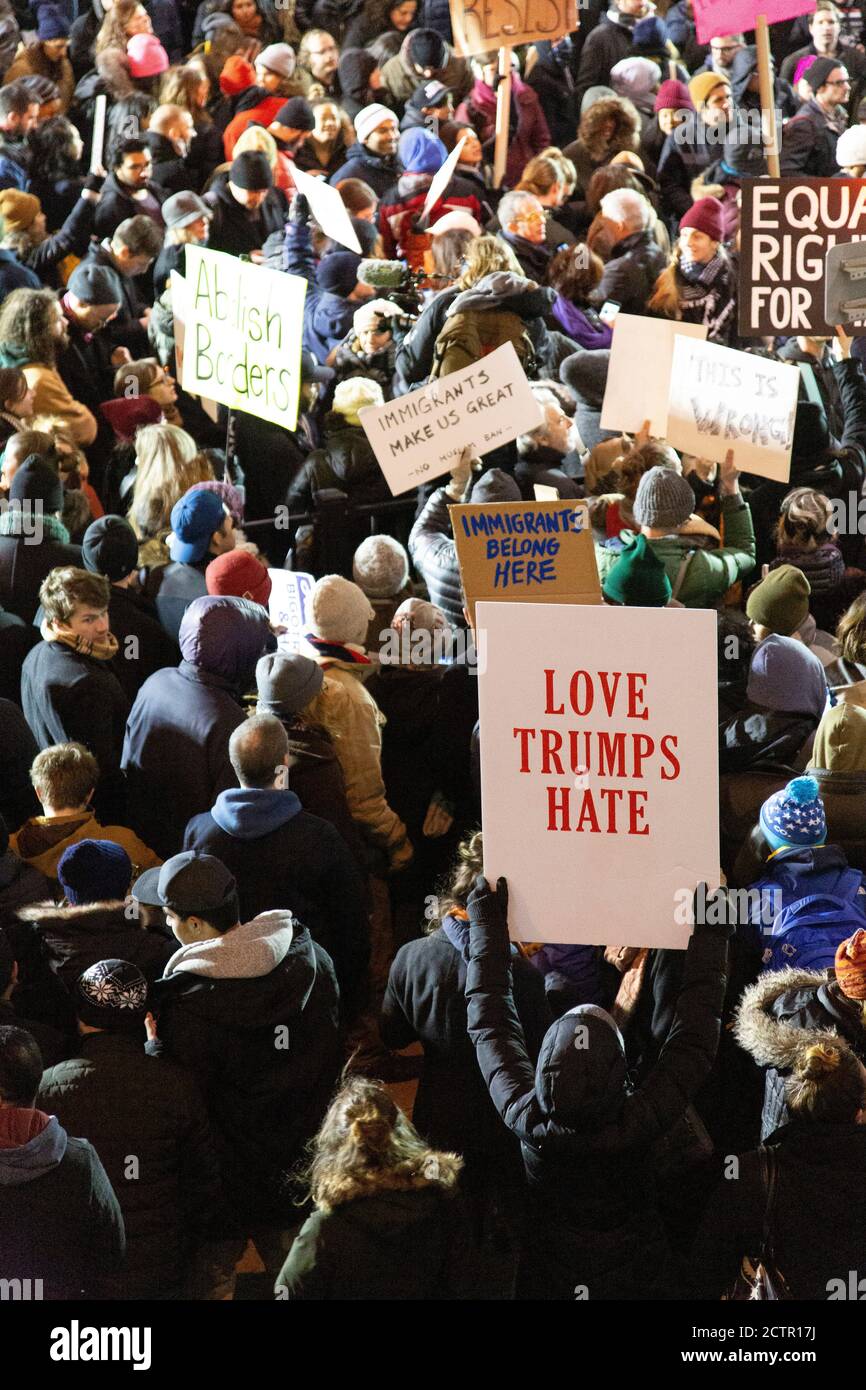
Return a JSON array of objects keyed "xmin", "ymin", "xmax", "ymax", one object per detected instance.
[{"xmin": 2, "ymin": 0, "xmax": 866, "ymax": 1304}]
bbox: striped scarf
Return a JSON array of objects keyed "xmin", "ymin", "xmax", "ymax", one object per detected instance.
[{"xmin": 40, "ymin": 620, "xmax": 119, "ymax": 663}]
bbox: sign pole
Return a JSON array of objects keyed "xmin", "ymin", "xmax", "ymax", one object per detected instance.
[
  {"xmin": 493, "ymin": 44, "xmax": 512, "ymax": 190},
  {"xmin": 755, "ymin": 14, "xmax": 781, "ymax": 178}
]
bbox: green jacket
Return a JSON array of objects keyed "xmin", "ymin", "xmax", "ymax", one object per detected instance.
[{"xmin": 595, "ymin": 494, "xmax": 756, "ymax": 608}]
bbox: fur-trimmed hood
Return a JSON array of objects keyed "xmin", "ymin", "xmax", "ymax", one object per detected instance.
[
  {"xmin": 18, "ymin": 898, "xmax": 129, "ymax": 932},
  {"xmin": 733, "ymin": 966, "xmax": 858, "ymax": 1069},
  {"xmin": 577, "ymin": 96, "xmax": 641, "ymax": 164}
]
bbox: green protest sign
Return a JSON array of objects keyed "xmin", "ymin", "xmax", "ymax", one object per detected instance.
[{"xmin": 181, "ymin": 245, "xmax": 307, "ymax": 430}]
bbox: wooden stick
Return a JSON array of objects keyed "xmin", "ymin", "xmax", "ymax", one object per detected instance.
[
  {"xmin": 755, "ymin": 15, "xmax": 780, "ymax": 178},
  {"xmin": 493, "ymin": 45, "xmax": 512, "ymax": 191}
]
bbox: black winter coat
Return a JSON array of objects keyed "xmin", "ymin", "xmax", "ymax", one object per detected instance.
[
  {"xmin": 183, "ymin": 802, "xmax": 370, "ymax": 1012},
  {"xmin": 408, "ymin": 487, "xmax": 465, "ymax": 630},
  {"xmin": 692, "ymin": 1121, "xmax": 866, "ymax": 1299},
  {"xmin": 592, "ymin": 229, "xmax": 668, "ymax": 317},
  {"xmin": 382, "ymin": 927, "xmax": 549, "ymax": 1168},
  {"xmin": 465, "ymin": 894, "xmax": 730, "ymax": 1300},
  {"xmin": 122, "ymin": 661, "xmax": 248, "ymax": 858},
  {"xmin": 574, "ymin": 13, "xmax": 634, "ymax": 107},
  {"xmin": 0, "ymin": 697, "xmax": 40, "ymax": 833},
  {"xmin": 734, "ymin": 966, "xmax": 866, "ymax": 1139},
  {"xmin": 394, "ymin": 285, "xmax": 459, "ymax": 393},
  {"xmin": 38, "ymin": 1031, "xmax": 223, "ymax": 1299},
  {"xmin": 0, "ymin": 1114, "xmax": 125, "ymax": 1299},
  {"xmin": 21, "ymin": 640, "xmax": 130, "ymax": 825},
  {"xmin": 153, "ymin": 918, "xmax": 341, "ymax": 1220},
  {"xmin": 92, "ymin": 170, "xmax": 166, "ymax": 239},
  {"xmin": 19, "ymin": 899, "xmax": 175, "ymax": 993},
  {"xmin": 0, "ymin": 535, "xmax": 82, "ymax": 624},
  {"xmin": 106, "ymin": 583, "xmax": 180, "ymax": 703},
  {"xmin": 286, "ymin": 414, "xmax": 392, "ymax": 511},
  {"xmin": 327, "ymin": 145, "xmax": 401, "ymax": 200},
  {"xmin": 144, "ymin": 130, "xmax": 192, "ymax": 195},
  {"xmin": 204, "ymin": 172, "xmax": 288, "ymax": 257}
]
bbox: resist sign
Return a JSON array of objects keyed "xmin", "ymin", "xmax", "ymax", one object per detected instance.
[
  {"xmin": 358, "ymin": 342, "xmax": 542, "ymax": 496},
  {"xmin": 477, "ymin": 601, "xmax": 719, "ymax": 947},
  {"xmin": 182, "ymin": 246, "xmax": 307, "ymax": 429},
  {"xmin": 739, "ymin": 178, "xmax": 866, "ymax": 336},
  {"xmin": 450, "ymin": 0, "xmax": 577, "ymax": 55}
]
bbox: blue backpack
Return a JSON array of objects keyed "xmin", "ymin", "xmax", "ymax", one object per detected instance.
[{"xmin": 760, "ymin": 868, "xmax": 866, "ymax": 974}]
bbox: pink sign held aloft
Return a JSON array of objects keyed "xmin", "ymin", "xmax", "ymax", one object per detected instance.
[{"xmin": 692, "ymin": 0, "xmax": 815, "ymax": 45}]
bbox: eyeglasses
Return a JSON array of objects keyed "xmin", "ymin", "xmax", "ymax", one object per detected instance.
[
  {"xmin": 711, "ymin": 44, "xmax": 737, "ymax": 52},
  {"xmin": 827, "ymin": 77, "xmax": 851, "ymax": 85}
]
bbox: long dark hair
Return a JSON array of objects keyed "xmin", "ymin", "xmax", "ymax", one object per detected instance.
[{"xmin": 27, "ymin": 117, "xmax": 82, "ymax": 181}]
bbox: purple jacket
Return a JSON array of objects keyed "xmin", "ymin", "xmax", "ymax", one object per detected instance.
[{"xmin": 552, "ymin": 295, "xmax": 613, "ymax": 351}]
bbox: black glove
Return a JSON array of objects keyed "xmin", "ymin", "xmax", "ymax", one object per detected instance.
[
  {"xmin": 289, "ymin": 191, "xmax": 309, "ymax": 226},
  {"xmin": 467, "ymin": 874, "xmax": 511, "ymax": 960},
  {"xmin": 83, "ymin": 171, "xmax": 105, "ymax": 193},
  {"xmin": 692, "ymin": 883, "xmax": 736, "ymax": 939}
]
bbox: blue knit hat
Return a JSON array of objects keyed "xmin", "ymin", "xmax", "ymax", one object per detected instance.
[
  {"xmin": 58, "ymin": 839, "xmax": 133, "ymax": 905},
  {"xmin": 759, "ymin": 776, "xmax": 827, "ymax": 852},
  {"xmin": 398, "ymin": 126, "xmax": 446, "ymax": 174},
  {"xmin": 37, "ymin": 5, "xmax": 70, "ymax": 39}
]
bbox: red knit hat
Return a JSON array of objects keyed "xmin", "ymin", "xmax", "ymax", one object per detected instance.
[
  {"xmin": 654, "ymin": 79, "xmax": 694, "ymax": 113},
  {"xmin": 206, "ymin": 549, "xmax": 272, "ymax": 608},
  {"xmin": 679, "ymin": 196, "xmax": 724, "ymax": 243},
  {"xmin": 100, "ymin": 395, "xmax": 163, "ymax": 442},
  {"xmin": 220, "ymin": 54, "xmax": 256, "ymax": 96},
  {"xmin": 835, "ymin": 928, "xmax": 866, "ymax": 999}
]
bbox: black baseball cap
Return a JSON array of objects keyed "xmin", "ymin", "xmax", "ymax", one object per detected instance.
[{"xmin": 133, "ymin": 851, "xmax": 237, "ymax": 915}]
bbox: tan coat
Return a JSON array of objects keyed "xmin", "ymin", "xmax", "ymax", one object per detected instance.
[
  {"xmin": 310, "ymin": 659, "xmax": 411, "ymax": 869},
  {"xmin": 3, "ymin": 42, "xmax": 75, "ymax": 112},
  {"xmin": 11, "ymin": 810, "xmax": 162, "ymax": 881},
  {"xmin": 23, "ymin": 362, "xmax": 97, "ymax": 446}
]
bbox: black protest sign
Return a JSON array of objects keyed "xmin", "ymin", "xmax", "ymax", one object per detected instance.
[{"xmin": 739, "ymin": 177, "xmax": 866, "ymax": 337}]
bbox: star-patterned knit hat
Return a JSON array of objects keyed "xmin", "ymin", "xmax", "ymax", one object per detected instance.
[
  {"xmin": 759, "ymin": 775, "xmax": 827, "ymax": 853},
  {"xmin": 76, "ymin": 958, "xmax": 149, "ymax": 1030}
]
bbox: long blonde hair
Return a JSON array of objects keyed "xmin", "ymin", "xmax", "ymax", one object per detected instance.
[
  {"xmin": 96, "ymin": 0, "xmax": 148, "ymax": 54},
  {"xmin": 129, "ymin": 423, "xmax": 211, "ymax": 538},
  {"xmin": 456, "ymin": 234, "xmax": 521, "ymax": 289},
  {"xmin": 232, "ymin": 123, "xmax": 278, "ymax": 167},
  {"xmin": 307, "ymin": 1076, "xmax": 462, "ymax": 1211}
]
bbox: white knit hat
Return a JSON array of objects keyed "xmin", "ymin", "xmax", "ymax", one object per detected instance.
[
  {"xmin": 352, "ymin": 297, "xmax": 403, "ymax": 334},
  {"xmin": 836, "ymin": 124, "xmax": 866, "ymax": 168},
  {"xmin": 257, "ymin": 43, "xmax": 296, "ymax": 78},
  {"xmin": 429, "ymin": 208, "xmax": 482, "ymax": 237},
  {"xmin": 332, "ymin": 376, "xmax": 384, "ymax": 426},
  {"xmin": 309, "ymin": 574, "xmax": 375, "ymax": 645},
  {"xmin": 392, "ymin": 596, "xmax": 448, "ymax": 633},
  {"xmin": 353, "ymin": 535, "xmax": 410, "ymax": 597},
  {"xmin": 354, "ymin": 102, "xmax": 395, "ymax": 144}
]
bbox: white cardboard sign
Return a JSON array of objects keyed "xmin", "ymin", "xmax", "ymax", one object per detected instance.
[
  {"xmin": 666, "ymin": 335, "xmax": 798, "ymax": 483},
  {"xmin": 358, "ymin": 341, "xmax": 543, "ymax": 496},
  {"xmin": 290, "ymin": 162, "xmax": 362, "ymax": 254},
  {"xmin": 600, "ymin": 313, "xmax": 707, "ymax": 437},
  {"xmin": 268, "ymin": 569, "xmax": 315, "ymax": 652},
  {"xmin": 476, "ymin": 600, "xmax": 719, "ymax": 947},
  {"xmin": 419, "ymin": 136, "xmax": 467, "ymax": 227}
]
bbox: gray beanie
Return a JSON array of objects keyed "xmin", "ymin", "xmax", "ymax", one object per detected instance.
[
  {"xmin": 632, "ymin": 466, "xmax": 694, "ymax": 530},
  {"xmin": 352, "ymin": 535, "xmax": 410, "ymax": 598},
  {"xmin": 256, "ymin": 651, "xmax": 323, "ymax": 714},
  {"xmin": 470, "ymin": 468, "xmax": 521, "ymax": 503}
]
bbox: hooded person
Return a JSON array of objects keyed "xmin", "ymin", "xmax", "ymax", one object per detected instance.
[
  {"xmin": 121, "ymin": 595, "xmax": 272, "ymax": 858},
  {"xmin": 136, "ymin": 850, "xmax": 342, "ymax": 1239},
  {"xmin": 595, "ymin": 460, "xmax": 756, "ymax": 608},
  {"xmin": 462, "ymin": 871, "xmax": 733, "ymax": 1299},
  {"xmin": 182, "ymin": 713, "xmax": 370, "ymax": 1012},
  {"xmin": 719, "ymin": 632, "xmax": 828, "ymax": 780},
  {"xmin": 18, "ymin": 838, "xmax": 174, "ymax": 991},
  {"xmin": 380, "ymin": 28, "xmax": 470, "ymax": 116},
  {"xmin": 734, "ymin": 924, "xmax": 866, "ymax": 1142},
  {"xmin": 0, "ymin": 1024, "xmax": 126, "ymax": 1301},
  {"xmin": 378, "ymin": 126, "xmax": 481, "ymax": 270},
  {"xmin": 300, "ymin": 574, "xmax": 412, "ymax": 873}
]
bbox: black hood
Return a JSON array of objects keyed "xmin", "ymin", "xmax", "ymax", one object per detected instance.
[
  {"xmin": 729, "ymin": 45, "xmax": 759, "ymax": 106},
  {"xmin": 534, "ymin": 1004, "xmax": 629, "ymax": 1126}
]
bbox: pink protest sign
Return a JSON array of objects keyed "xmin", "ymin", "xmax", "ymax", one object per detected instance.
[{"xmin": 692, "ymin": 0, "xmax": 815, "ymax": 44}]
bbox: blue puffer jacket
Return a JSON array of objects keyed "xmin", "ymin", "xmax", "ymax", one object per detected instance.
[{"xmin": 122, "ymin": 596, "xmax": 271, "ymax": 857}]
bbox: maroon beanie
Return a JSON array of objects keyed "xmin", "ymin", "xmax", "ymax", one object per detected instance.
[
  {"xmin": 654, "ymin": 79, "xmax": 694, "ymax": 112},
  {"xmin": 206, "ymin": 549, "xmax": 272, "ymax": 608},
  {"xmin": 680, "ymin": 196, "xmax": 724, "ymax": 243}
]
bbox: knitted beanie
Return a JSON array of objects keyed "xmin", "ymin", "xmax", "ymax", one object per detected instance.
[
  {"xmin": 759, "ymin": 775, "xmax": 827, "ymax": 852},
  {"xmin": 308, "ymin": 574, "xmax": 375, "ymax": 645},
  {"xmin": 317, "ymin": 250, "xmax": 362, "ymax": 296},
  {"xmin": 405, "ymin": 28, "xmax": 447, "ymax": 71},
  {"xmin": 58, "ymin": 839, "xmax": 133, "ymax": 906},
  {"xmin": 391, "ymin": 595, "xmax": 448, "ymax": 633},
  {"xmin": 76, "ymin": 958, "xmax": 148, "ymax": 1030},
  {"xmin": 654, "ymin": 79, "xmax": 693, "ymax": 113},
  {"xmin": 398, "ymin": 126, "xmax": 446, "ymax": 173},
  {"xmin": 127, "ymin": 32, "xmax": 169, "ymax": 78},
  {"xmin": 230, "ymin": 150, "xmax": 273, "ymax": 190},
  {"xmin": 352, "ymin": 534, "xmax": 410, "ymax": 597},
  {"xmin": 257, "ymin": 42, "xmax": 296, "ymax": 78},
  {"xmin": 352, "ymin": 297, "xmax": 403, "ymax": 334},
  {"xmin": 602, "ymin": 533, "xmax": 673, "ymax": 607},
  {"xmin": 470, "ymin": 468, "xmax": 521, "ymax": 503},
  {"xmin": 836, "ymin": 123, "xmax": 866, "ymax": 168},
  {"xmin": 9, "ymin": 455, "xmax": 63, "ymax": 512},
  {"xmin": 835, "ymin": 928, "xmax": 866, "ymax": 999},
  {"xmin": 37, "ymin": 5, "xmax": 70, "ymax": 39},
  {"xmin": 256, "ymin": 650, "xmax": 323, "ymax": 713},
  {"xmin": 82, "ymin": 514, "xmax": 139, "ymax": 582},
  {"xmin": 688, "ymin": 70, "xmax": 730, "ymax": 108},
  {"xmin": 353, "ymin": 102, "xmax": 395, "ymax": 144},
  {"xmin": 610, "ymin": 56, "xmax": 660, "ymax": 100},
  {"xmin": 0, "ymin": 189, "xmax": 40, "ymax": 233},
  {"xmin": 632, "ymin": 466, "xmax": 694, "ymax": 530},
  {"xmin": 332, "ymin": 375, "xmax": 384, "ymax": 424},
  {"xmin": 806, "ymin": 55, "xmax": 841, "ymax": 93},
  {"xmin": 746, "ymin": 563, "xmax": 811, "ymax": 636},
  {"xmin": 273, "ymin": 96, "xmax": 314, "ymax": 130},
  {"xmin": 206, "ymin": 549, "xmax": 272, "ymax": 608},
  {"xmin": 679, "ymin": 196, "xmax": 724, "ymax": 243}
]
